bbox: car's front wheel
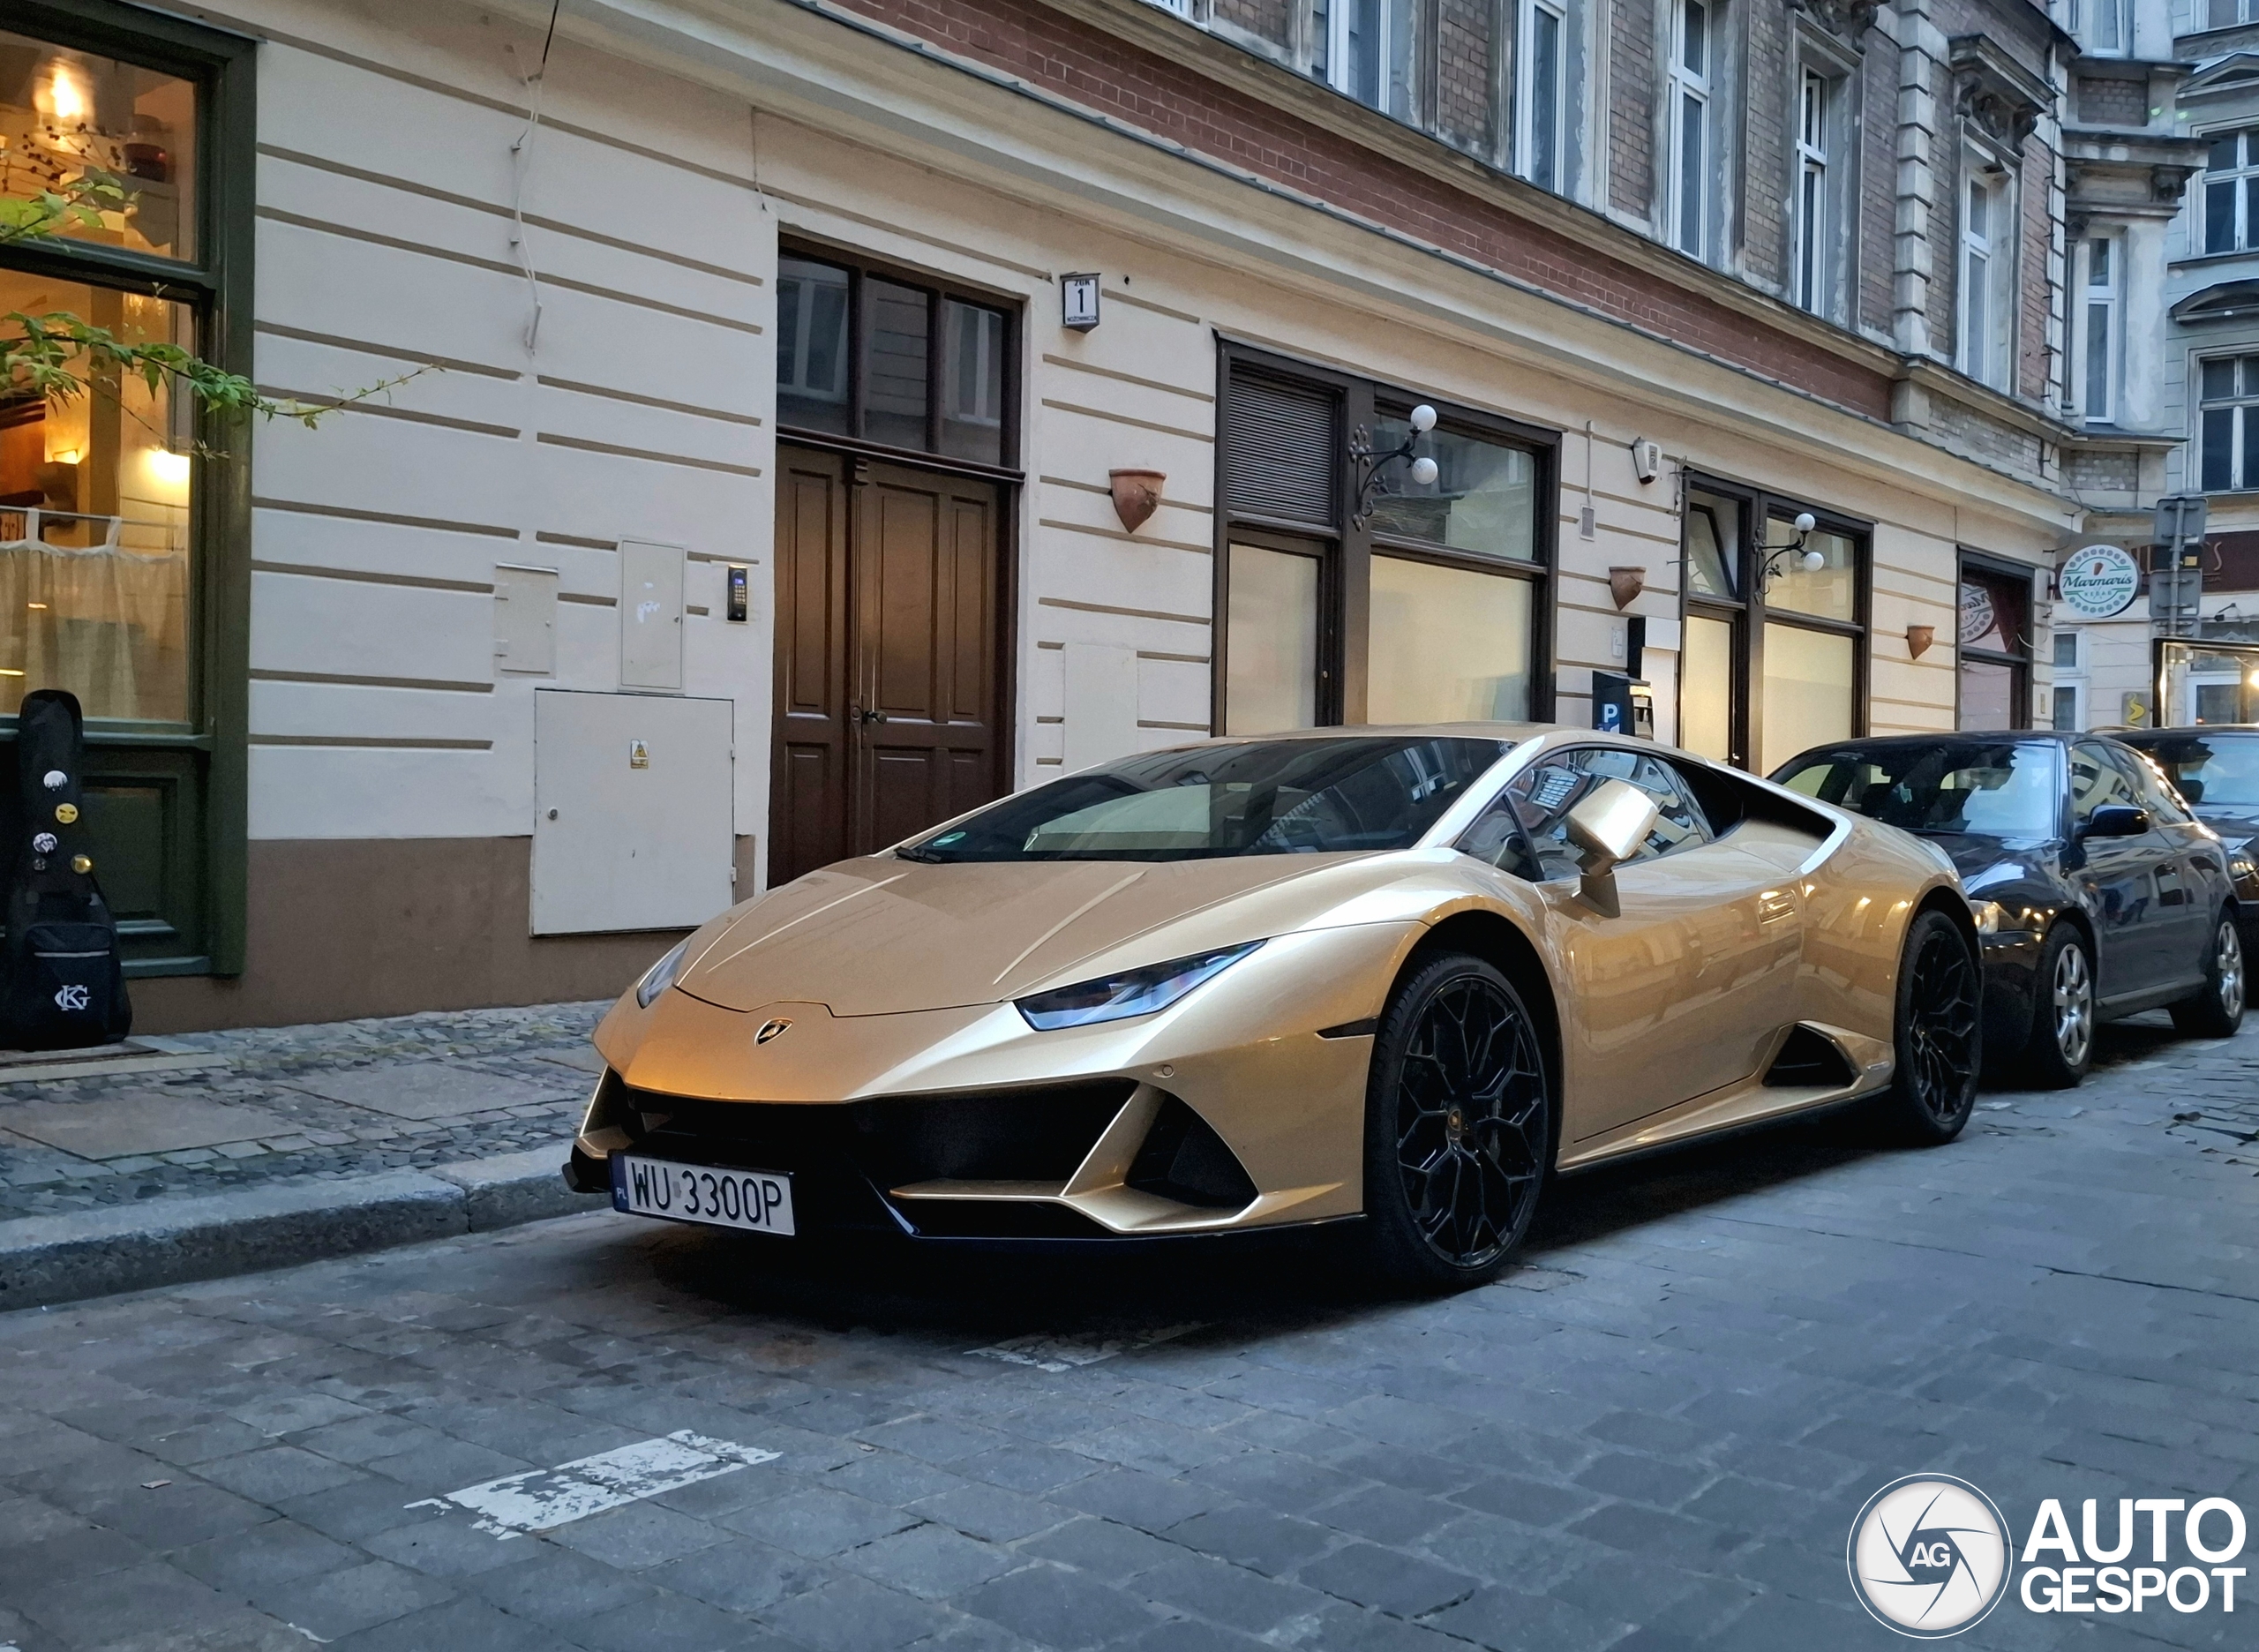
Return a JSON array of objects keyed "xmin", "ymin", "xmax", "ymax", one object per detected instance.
[
  {"xmin": 2170, "ymin": 911, "xmax": 2246, "ymax": 1038},
  {"xmin": 1883, "ymin": 909, "xmax": 1981, "ymax": 1143},
  {"xmin": 1362, "ymin": 952, "xmax": 1551, "ymax": 1291},
  {"xmin": 2021, "ymin": 923, "xmax": 2095, "ymax": 1089}
]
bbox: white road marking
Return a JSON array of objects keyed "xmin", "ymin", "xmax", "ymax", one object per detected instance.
[
  {"xmin": 407, "ymin": 1430, "xmax": 778, "ymax": 1538},
  {"xmin": 969, "ymin": 1324, "xmax": 1206, "ymax": 1372}
]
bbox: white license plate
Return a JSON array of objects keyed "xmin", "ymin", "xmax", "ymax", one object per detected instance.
[{"xmin": 612, "ymin": 1154, "xmax": 795, "ymax": 1236}]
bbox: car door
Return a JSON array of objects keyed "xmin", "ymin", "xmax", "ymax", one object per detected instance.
[
  {"xmin": 1465, "ymin": 746, "xmax": 1803, "ymax": 1141},
  {"xmin": 2068, "ymin": 740, "xmax": 2176, "ymax": 998},
  {"xmin": 2107, "ymin": 741, "xmax": 2217, "ymax": 990}
]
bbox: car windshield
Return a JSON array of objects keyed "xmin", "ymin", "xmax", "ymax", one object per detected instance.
[
  {"xmin": 2121, "ymin": 732, "xmax": 2259, "ymax": 808},
  {"xmin": 901, "ymin": 736, "xmax": 1514, "ymax": 862},
  {"xmin": 1774, "ymin": 740, "xmax": 2061, "ymax": 837}
]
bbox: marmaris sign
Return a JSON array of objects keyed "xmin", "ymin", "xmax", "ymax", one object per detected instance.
[{"xmin": 2057, "ymin": 545, "xmax": 2142, "ymax": 621}]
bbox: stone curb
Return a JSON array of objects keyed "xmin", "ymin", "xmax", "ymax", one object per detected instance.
[{"xmin": 0, "ymin": 1146, "xmax": 606, "ymax": 1310}]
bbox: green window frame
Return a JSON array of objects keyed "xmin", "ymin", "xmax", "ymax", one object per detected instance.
[{"xmin": 2, "ymin": 1, "xmax": 254, "ymax": 977}]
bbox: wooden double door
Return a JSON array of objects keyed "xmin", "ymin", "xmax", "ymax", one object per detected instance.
[{"xmin": 770, "ymin": 443, "xmax": 1008, "ymax": 884}]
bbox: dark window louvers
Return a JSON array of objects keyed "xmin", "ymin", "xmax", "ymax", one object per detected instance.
[{"xmin": 1224, "ymin": 375, "xmax": 1338, "ymax": 526}]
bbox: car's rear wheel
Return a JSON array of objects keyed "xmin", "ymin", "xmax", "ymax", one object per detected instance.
[
  {"xmin": 2021, "ymin": 924, "xmax": 2095, "ymax": 1089},
  {"xmin": 1882, "ymin": 910, "xmax": 1981, "ymax": 1143},
  {"xmin": 2169, "ymin": 912, "xmax": 2246, "ymax": 1038},
  {"xmin": 1362, "ymin": 953, "xmax": 1550, "ymax": 1291}
]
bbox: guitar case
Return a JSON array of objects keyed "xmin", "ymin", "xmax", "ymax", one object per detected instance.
[{"xmin": 2, "ymin": 690, "xmax": 129, "ymax": 1049}]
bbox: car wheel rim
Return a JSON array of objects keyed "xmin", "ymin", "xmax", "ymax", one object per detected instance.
[
  {"xmin": 2218, "ymin": 921, "xmax": 2246, "ymax": 1022},
  {"xmin": 1907, "ymin": 927, "xmax": 1979, "ymax": 1121},
  {"xmin": 2053, "ymin": 942, "xmax": 2093, "ymax": 1069},
  {"xmin": 1395, "ymin": 975, "xmax": 1547, "ymax": 1270}
]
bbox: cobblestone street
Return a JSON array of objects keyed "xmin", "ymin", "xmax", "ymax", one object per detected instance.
[{"xmin": 1, "ymin": 1014, "xmax": 2254, "ymax": 1652}]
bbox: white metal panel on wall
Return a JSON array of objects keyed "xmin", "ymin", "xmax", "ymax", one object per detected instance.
[{"xmin": 531, "ymin": 690, "xmax": 735, "ymax": 935}]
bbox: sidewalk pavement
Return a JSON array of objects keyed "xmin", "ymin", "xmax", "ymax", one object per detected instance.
[{"xmin": 0, "ymin": 1002, "xmax": 616, "ymax": 1309}]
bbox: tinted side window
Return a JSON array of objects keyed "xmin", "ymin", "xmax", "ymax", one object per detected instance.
[
  {"xmin": 2108, "ymin": 744, "xmax": 2192, "ymax": 825},
  {"xmin": 2071, "ymin": 742, "xmax": 2140, "ymax": 823},
  {"xmin": 1504, "ymin": 747, "xmax": 1715, "ymax": 878},
  {"xmin": 1457, "ymin": 793, "xmax": 1543, "ymax": 881}
]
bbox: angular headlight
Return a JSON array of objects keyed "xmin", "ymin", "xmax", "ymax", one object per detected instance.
[
  {"xmin": 1970, "ymin": 899, "xmax": 2008, "ymax": 936},
  {"xmin": 635, "ymin": 938, "xmax": 690, "ymax": 1008},
  {"xmin": 1016, "ymin": 942, "xmax": 1264, "ymax": 1031}
]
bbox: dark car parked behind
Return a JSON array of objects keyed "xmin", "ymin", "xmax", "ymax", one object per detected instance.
[
  {"xmin": 1773, "ymin": 732, "xmax": 2244, "ymax": 1087},
  {"xmin": 2112, "ymin": 726, "xmax": 2259, "ymax": 955}
]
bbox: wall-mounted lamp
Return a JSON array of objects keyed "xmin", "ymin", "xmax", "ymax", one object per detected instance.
[
  {"xmin": 1906, "ymin": 624, "xmax": 1935, "ymax": 660},
  {"xmin": 1757, "ymin": 512, "xmax": 1823, "ymax": 592},
  {"xmin": 1349, "ymin": 403, "xmax": 1438, "ymax": 526}
]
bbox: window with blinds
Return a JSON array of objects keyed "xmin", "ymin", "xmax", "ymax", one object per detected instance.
[{"xmin": 1222, "ymin": 375, "xmax": 1338, "ymax": 527}]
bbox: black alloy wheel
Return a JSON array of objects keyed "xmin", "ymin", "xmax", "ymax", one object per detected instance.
[
  {"xmin": 1885, "ymin": 910, "xmax": 1981, "ymax": 1144},
  {"xmin": 1364, "ymin": 953, "xmax": 1551, "ymax": 1289}
]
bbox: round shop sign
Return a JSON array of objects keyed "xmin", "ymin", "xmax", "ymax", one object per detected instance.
[{"xmin": 2057, "ymin": 544, "xmax": 2142, "ymax": 620}]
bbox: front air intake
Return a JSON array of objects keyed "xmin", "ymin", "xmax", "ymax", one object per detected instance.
[{"xmin": 1127, "ymin": 1096, "xmax": 1258, "ymax": 1209}]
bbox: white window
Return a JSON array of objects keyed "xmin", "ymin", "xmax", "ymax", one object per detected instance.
[
  {"xmin": 1792, "ymin": 69, "xmax": 1830, "ymax": 313},
  {"xmin": 1670, "ymin": 0, "xmax": 1711, "ymax": 259},
  {"xmin": 2081, "ymin": 0, "xmax": 2130, "ymax": 54},
  {"xmin": 2202, "ymin": 128, "xmax": 2259, "ymax": 255},
  {"xmin": 2081, "ymin": 236, "xmax": 2119, "ymax": 423},
  {"xmin": 1327, "ymin": 0, "xmax": 1416, "ymax": 120},
  {"xmin": 1958, "ymin": 165, "xmax": 2011, "ymax": 389},
  {"xmin": 2052, "ymin": 680, "xmax": 2083, "ymax": 731},
  {"xmin": 2210, "ymin": 0, "xmax": 2259, "ymax": 25},
  {"xmin": 2198, "ymin": 353, "xmax": 2259, "ymax": 490},
  {"xmin": 1516, "ymin": 0, "xmax": 1569, "ymax": 191}
]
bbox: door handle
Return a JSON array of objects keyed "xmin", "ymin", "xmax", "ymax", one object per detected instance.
[{"xmin": 851, "ymin": 705, "xmax": 889, "ymax": 725}]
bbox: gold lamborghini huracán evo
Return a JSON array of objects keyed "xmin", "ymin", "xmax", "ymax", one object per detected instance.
[{"xmin": 567, "ymin": 726, "xmax": 1979, "ymax": 1287}]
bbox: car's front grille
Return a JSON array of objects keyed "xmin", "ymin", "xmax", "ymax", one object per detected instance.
[{"xmin": 620, "ymin": 1080, "xmax": 1140, "ymax": 1239}]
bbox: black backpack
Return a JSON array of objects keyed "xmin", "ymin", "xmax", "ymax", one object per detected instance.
[{"xmin": 3, "ymin": 690, "xmax": 129, "ymax": 1049}]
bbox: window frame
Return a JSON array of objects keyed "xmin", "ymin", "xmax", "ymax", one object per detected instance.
[
  {"xmin": 1668, "ymin": 0, "xmax": 1713, "ymax": 261},
  {"xmin": 1791, "ymin": 67, "xmax": 1834, "ymax": 316},
  {"xmin": 1957, "ymin": 159, "xmax": 2014, "ymax": 389},
  {"xmin": 1677, "ymin": 472, "xmax": 1870, "ymax": 774},
  {"xmin": 1515, "ymin": 0, "xmax": 1570, "ymax": 192},
  {"xmin": 1326, "ymin": 0, "xmax": 1419, "ymax": 122},
  {"xmin": 2080, "ymin": 0, "xmax": 2131, "ymax": 56},
  {"xmin": 2079, "ymin": 233, "xmax": 2120, "ymax": 424},
  {"xmin": 2201, "ymin": 126, "xmax": 2259, "ymax": 257},
  {"xmin": 1955, "ymin": 552, "xmax": 2038, "ymax": 732},
  {"xmin": 1212, "ymin": 341, "xmax": 1559, "ymax": 736},
  {"xmin": 2, "ymin": 0, "xmax": 255, "ymax": 979},
  {"xmin": 2196, "ymin": 351, "xmax": 2259, "ymax": 493},
  {"xmin": 774, "ymin": 237, "xmax": 1024, "ymax": 478}
]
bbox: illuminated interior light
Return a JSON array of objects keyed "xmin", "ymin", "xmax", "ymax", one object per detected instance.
[
  {"xmin": 51, "ymin": 448, "xmax": 82, "ymax": 465},
  {"xmin": 42, "ymin": 64, "xmax": 91, "ymax": 124},
  {"xmin": 146, "ymin": 448, "xmax": 191, "ymax": 486},
  {"xmin": 26, "ymin": 604, "xmax": 47, "ymax": 612},
  {"xmin": 0, "ymin": 669, "xmax": 26, "ymax": 678}
]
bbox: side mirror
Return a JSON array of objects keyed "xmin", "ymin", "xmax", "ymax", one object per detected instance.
[
  {"xmin": 2080, "ymin": 803, "xmax": 2150, "ymax": 839},
  {"xmin": 1564, "ymin": 777, "xmax": 1660, "ymax": 916}
]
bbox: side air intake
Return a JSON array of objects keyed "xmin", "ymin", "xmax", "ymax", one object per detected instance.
[
  {"xmin": 1126, "ymin": 1096, "xmax": 1258, "ymax": 1209},
  {"xmin": 1763, "ymin": 1025, "xmax": 1859, "ymax": 1088}
]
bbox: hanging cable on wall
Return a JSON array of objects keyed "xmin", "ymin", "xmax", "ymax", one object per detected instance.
[{"xmin": 507, "ymin": 0, "xmax": 563, "ymax": 357}]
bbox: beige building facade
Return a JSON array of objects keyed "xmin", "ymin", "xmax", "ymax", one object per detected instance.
[{"xmin": 9, "ymin": 0, "xmax": 2103, "ymax": 1028}]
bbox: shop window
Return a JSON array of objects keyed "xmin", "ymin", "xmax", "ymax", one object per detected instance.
[
  {"xmin": 1216, "ymin": 349, "xmax": 1554, "ymax": 736},
  {"xmin": 1678, "ymin": 478, "xmax": 1867, "ymax": 774},
  {"xmin": 1957, "ymin": 559, "xmax": 2034, "ymax": 729},
  {"xmin": 0, "ymin": 9, "xmax": 250, "ymax": 976},
  {"xmin": 774, "ymin": 250, "xmax": 1014, "ymax": 467},
  {"xmin": 0, "ymin": 28, "xmax": 197, "ymax": 261}
]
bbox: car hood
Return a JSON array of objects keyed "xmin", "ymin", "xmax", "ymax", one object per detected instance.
[
  {"xmin": 673, "ymin": 852, "xmax": 1392, "ymax": 1016},
  {"xmin": 2195, "ymin": 807, "xmax": 2259, "ymax": 848},
  {"xmin": 1914, "ymin": 832, "xmax": 2060, "ymax": 897}
]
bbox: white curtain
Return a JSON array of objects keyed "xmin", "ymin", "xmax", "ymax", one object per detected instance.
[{"xmin": 0, "ymin": 532, "xmax": 188, "ymax": 722}]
